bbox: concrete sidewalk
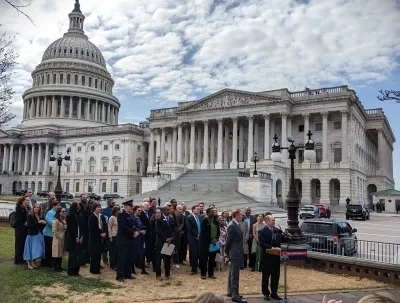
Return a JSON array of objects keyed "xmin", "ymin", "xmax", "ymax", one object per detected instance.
[{"xmin": 226, "ymin": 289, "xmax": 399, "ymax": 303}]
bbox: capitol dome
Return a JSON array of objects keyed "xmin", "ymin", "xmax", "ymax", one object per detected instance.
[{"xmin": 19, "ymin": 0, "xmax": 120, "ymax": 129}]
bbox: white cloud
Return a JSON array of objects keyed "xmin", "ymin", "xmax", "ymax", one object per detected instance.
[{"xmin": 2, "ymin": 0, "xmax": 400, "ymax": 127}]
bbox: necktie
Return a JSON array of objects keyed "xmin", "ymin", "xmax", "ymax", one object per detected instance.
[{"xmin": 195, "ymin": 216, "xmax": 200, "ymax": 233}]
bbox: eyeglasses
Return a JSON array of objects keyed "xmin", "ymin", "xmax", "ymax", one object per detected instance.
[{"xmin": 61, "ymin": 210, "xmax": 66, "ymax": 213}]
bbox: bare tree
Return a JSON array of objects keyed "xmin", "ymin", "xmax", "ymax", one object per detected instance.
[
  {"xmin": 4, "ymin": 0, "xmax": 35, "ymax": 25},
  {"xmin": 0, "ymin": 31, "xmax": 17, "ymax": 127},
  {"xmin": 378, "ymin": 90, "xmax": 400, "ymax": 103}
]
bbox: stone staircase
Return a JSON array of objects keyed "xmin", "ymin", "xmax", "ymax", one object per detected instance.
[{"xmin": 134, "ymin": 169, "xmax": 285, "ymax": 215}]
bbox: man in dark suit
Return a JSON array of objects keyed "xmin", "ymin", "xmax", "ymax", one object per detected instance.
[
  {"xmin": 116, "ymin": 200, "xmax": 136, "ymax": 282},
  {"xmin": 179, "ymin": 203, "xmax": 190, "ymax": 264},
  {"xmin": 186, "ymin": 205, "xmax": 201, "ymax": 274},
  {"xmin": 140, "ymin": 201, "xmax": 152, "ymax": 267},
  {"xmin": 155, "ymin": 205, "xmax": 175, "ymax": 280},
  {"xmin": 258, "ymin": 215, "xmax": 283, "ymax": 301},
  {"xmin": 226, "ymin": 209, "xmax": 247, "ymax": 303},
  {"xmin": 24, "ymin": 188, "xmax": 37, "ymax": 208},
  {"xmin": 244, "ymin": 207, "xmax": 256, "ymax": 269}
]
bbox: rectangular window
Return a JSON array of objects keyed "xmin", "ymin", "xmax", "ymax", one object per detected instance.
[
  {"xmin": 334, "ymin": 148, "xmax": 342, "ymax": 163},
  {"xmin": 113, "ymin": 182, "xmax": 118, "ymax": 192},
  {"xmin": 114, "ymin": 160, "xmax": 120, "ymax": 172},
  {"xmin": 65, "ymin": 182, "xmax": 70, "ymax": 192},
  {"xmin": 102, "ymin": 182, "xmax": 106, "ymax": 192},
  {"xmin": 74, "ymin": 75, "xmax": 78, "ymax": 85},
  {"xmin": 67, "ymin": 74, "xmax": 71, "ymax": 84},
  {"xmin": 137, "ymin": 145, "xmax": 141, "ymax": 152},
  {"xmin": 298, "ymin": 150, "xmax": 304, "ymax": 164},
  {"xmin": 333, "ymin": 121, "xmax": 342, "ymax": 130},
  {"xmin": 60, "ymin": 74, "xmax": 64, "ymax": 84},
  {"xmin": 82, "ymin": 76, "xmax": 85, "ymax": 86},
  {"xmin": 136, "ymin": 183, "xmax": 140, "ymax": 194},
  {"xmin": 75, "ymin": 182, "xmax": 80, "ymax": 192},
  {"xmin": 77, "ymin": 146, "xmax": 82, "ymax": 152},
  {"xmin": 76, "ymin": 162, "xmax": 81, "ymax": 173},
  {"xmin": 315, "ymin": 123, "xmax": 322, "ymax": 131},
  {"xmin": 115, "ymin": 144, "xmax": 120, "ymax": 150},
  {"xmin": 53, "ymin": 74, "xmax": 56, "ymax": 84},
  {"xmin": 89, "ymin": 77, "xmax": 92, "ymax": 87},
  {"xmin": 316, "ymin": 149, "xmax": 322, "ymax": 163},
  {"xmin": 95, "ymin": 79, "xmax": 98, "ymax": 89},
  {"xmin": 104, "ymin": 145, "xmax": 108, "ymax": 151},
  {"xmin": 136, "ymin": 161, "xmax": 141, "ymax": 173},
  {"xmin": 316, "ymin": 182, "xmax": 321, "ymax": 197},
  {"xmin": 103, "ymin": 164, "xmax": 107, "ymax": 172},
  {"xmin": 298, "ymin": 125, "xmax": 304, "ymax": 132},
  {"xmin": 66, "ymin": 166, "xmax": 70, "ymax": 173}
]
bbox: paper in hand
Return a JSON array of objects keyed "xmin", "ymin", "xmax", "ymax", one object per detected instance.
[{"xmin": 161, "ymin": 243, "xmax": 175, "ymax": 256}]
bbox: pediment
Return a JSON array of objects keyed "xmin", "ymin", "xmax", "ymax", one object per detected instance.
[{"xmin": 181, "ymin": 89, "xmax": 279, "ymax": 112}]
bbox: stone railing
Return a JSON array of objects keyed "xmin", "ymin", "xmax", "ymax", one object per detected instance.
[
  {"xmin": 142, "ymin": 172, "xmax": 171, "ymax": 179},
  {"xmin": 259, "ymin": 172, "xmax": 271, "ymax": 179},
  {"xmin": 329, "ymin": 163, "xmax": 340, "ymax": 169},
  {"xmin": 238, "ymin": 171, "xmax": 250, "ymax": 177},
  {"xmin": 365, "ymin": 108, "xmax": 384, "ymax": 117},
  {"xmin": 150, "ymin": 107, "xmax": 179, "ymax": 118},
  {"xmin": 290, "ymin": 85, "xmax": 348, "ymax": 99}
]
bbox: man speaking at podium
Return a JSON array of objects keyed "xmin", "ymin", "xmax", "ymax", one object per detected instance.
[{"xmin": 258, "ymin": 215, "xmax": 283, "ymax": 301}]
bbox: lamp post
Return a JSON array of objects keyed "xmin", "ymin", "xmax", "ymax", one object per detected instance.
[
  {"xmin": 271, "ymin": 130, "xmax": 316, "ymax": 244},
  {"xmin": 48, "ymin": 149, "xmax": 72, "ymax": 203},
  {"xmin": 251, "ymin": 152, "xmax": 260, "ymax": 175},
  {"xmin": 156, "ymin": 155, "xmax": 162, "ymax": 176}
]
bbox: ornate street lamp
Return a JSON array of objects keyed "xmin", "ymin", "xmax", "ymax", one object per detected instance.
[
  {"xmin": 48, "ymin": 148, "xmax": 72, "ymax": 203},
  {"xmin": 251, "ymin": 152, "xmax": 260, "ymax": 176},
  {"xmin": 156, "ymin": 155, "xmax": 162, "ymax": 176},
  {"xmin": 271, "ymin": 130, "xmax": 316, "ymax": 244}
]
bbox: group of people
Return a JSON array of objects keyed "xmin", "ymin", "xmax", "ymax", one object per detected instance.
[{"xmin": 13, "ymin": 189, "xmax": 289, "ymax": 303}]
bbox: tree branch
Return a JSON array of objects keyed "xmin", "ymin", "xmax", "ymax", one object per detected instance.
[
  {"xmin": 4, "ymin": 0, "xmax": 35, "ymax": 25},
  {"xmin": 377, "ymin": 90, "xmax": 400, "ymax": 103}
]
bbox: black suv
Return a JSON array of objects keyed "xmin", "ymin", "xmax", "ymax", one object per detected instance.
[
  {"xmin": 346, "ymin": 204, "xmax": 370, "ymax": 221},
  {"xmin": 37, "ymin": 191, "xmax": 49, "ymax": 197},
  {"xmin": 88, "ymin": 193, "xmax": 101, "ymax": 200},
  {"xmin": 103, "ymin": 193, "xmax": 121, "ymax": 200},
  {"xmin": 301, "ymin": 219, "xmax": 358, "ymax": 256},
  {"xmin": 61, "ymin": 192, "xmax": 74, "ymax": 199}
]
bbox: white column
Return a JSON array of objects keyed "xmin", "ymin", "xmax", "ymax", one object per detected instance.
[
  {"xmin": 341, "ymin": 110, "xmax": 348, "ymax": 163},
  {"xmin": 254, "ymin": 121, "xmax": 259, "ymax": 155},
  {"xmin": 8, "ymin": 144, "xmax": 13, "ymax": 172},
  {"xmin": 69, "ymin": 97, "xmax": 73, "ymax": 118},
  {"xmin": 78, "ymin": 97, "xmax": 82, "ymax": 119},
  {"xmin": 303, "ymin": 113, "xmax": 310, "ymax": 141},
  {"xmin": 95, "ymin": 101, "xmax": 99, "ymax": 121},
  {"xmin": 239, "ymin": 122, "xmax": 244, "ymax": 162},
  {"xmin": 52, "ymin": 96, "xmax": 56, "ymax": 117},
  {"xmin": 44, "ymin": 143, "xmax": 49, "ymax": 174},
  {"xmin": 247, "ymin": 115, "xmax": 254, "ymax": 163},
  {"xmin": 29, "ymin": 99, "xmax": 34, "ymax": 118},
  {"xmin": 85, "ymin": 100, "xmax": 90, "ymax": 119},
  {"xmin": 2, "ymin": 144, "xmax": 8, "ymax": 172},
  {"xmin": 287, "ymin": 116, "xmax": 292, "ymax": 136},
  {"xmin": 30, "ymin": 144, "xmax": 35, "ymax": 173},
  {"xmin": 188, "ymin": 122, "xmax": 196, "ymax": 168},
  {"xmin": 322, "ymin": 111, "xmax": 329, "ymax": 164},
  {"xmin": 160, "ymin": 127, "xmax": 166, "ymax": 162},
  {"xmin": 172, "ymin": 126, "xmax": 177, "ymax": 163},
  {"xmin": 224, "ymin": 124, "xmax": 229, "ymax": 167},
  {"xmin": 37, "ymin": 144, "xmax": 43, "ymax": 172},
  {"xmin": 44, "ymin": 97, "xmax": 48, "ymax": 117},
  {"xmin": 23, "ymin": 145, "xmax": 29, "ymax": 173},
  {"xmin": 61, "ymin": 96, "xmax": 65, "ymax": 117},
  {"xmin": 263, "ymin": 114, "xmax": 270, "ymax": 160},
  {"xmin": 184, "ymin": 125, "xmax": 190, "ymax": 165},
  {"xmin": 201, "ymin": 120, "xmax": 209, "ymax": 169},
  {"xmin": 281, "ymin": 113, "xmax": 288, "ymax": 161},
  {"xmin": 231, "ymin": 117, "xmax": 238, "ymax": 168},
  {"xmin": 215, "ymin": 119, "xmax": 224, "ymax": 169},
  {"xmin": 377, "ymin": 130, "xmax": 384, "ymax": 171},
  {"xmin": 210, "ymin": 124, "xmax": 216, "ymax": 167},
  {"xmin": 196, "ymin": 127, "xmax": 202, "ymax": 166},
  {"xmin": 177, "ymin": 123, "xmax": 183, "ymax": 164},
  {"xmin": 35, "ymin": 99, "xmax": 39, "ymax": 117},
  {"xmin": 148, "ymin": 131, "xmax": 154, "ymax": 171},
  {"xmin": 17, "ymin": 145, "xmax": 22, "ymax": 172},
  {"xmin": 101, "ymin": 103, "xmax": 106, "ymax": 122}
]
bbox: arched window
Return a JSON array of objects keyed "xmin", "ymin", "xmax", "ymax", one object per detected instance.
[
  {"xmin": 70, "ymin": 47, "xmax": 73, "ymax": 54},
  {"xmin": 89, "ymin": 157, "xmax": 95, "ymax": 173},
  {"xmin": 100, "ymin": 80, "xmax": 103, "ymax": 90},
  {"xmin": 67, "ymin": 74, "xmax": 71, "ymax": 84},
  {"xmin": 47, "ymin": 74, "xmax": 50, "ymax": 84},
  {"xmin": 64, "ymin": 47, "xmax": 67, "ymax": 54},
  {"xmin": 74, "ymin": 75, "xmax": 78, "ymax": 85},
  {"xmin": 76, "ymin": 159, "xmax": 82, "ymax": 173},
  {"xmin": 60, "ymin": 74, "xmax": 64, "ymax": 84},
  {"xmin": 113, "ymin": 157, "xmax": 121, "ymax": 172},
  {"xmin": 82, "ymin": 76, "xmax": 85, "ymax": 86},
  {"xmin": 89, "ymin": 77, "xmax": 92, "ymax": 87},
  {"xmin": 102, "ymin": 157, "xmax": 109, "ymax": 172},
  {"xmin": 95, "ymin": 79, "xmax": 98, "ymax": 89},
  {"xmin": 41, "ymin": 75, "xmax": 44, "ymax": 85},
  {"xmin": 53, "ymin": 74, "xmax": 56, "ymax": 84},
  {"xmin": 76, "ymin": 47, "xmax": 78, "ymax": 55}
]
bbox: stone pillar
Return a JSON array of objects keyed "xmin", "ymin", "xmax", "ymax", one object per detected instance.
[
  {"xmin": 17, "ymin": 145, "xmax": 22, "ymax": 172},
  {"xmin": 69, "ymin": 97, "xmax": 73, "ymax": 118},
  {"xmin": 264, "ymin": 114, "xmax": 270, "ymax": 160},
  {"xmin": 196, "ymin": 127, "xmax": 202, "ymax": 166},
  {"xmin": 184, "ymin": 125, "xmax": 190, "ymax": 165},
  {"xmin": 35, "ymin": 99, "xmax": 39, "ymax": 117},
  {"xmin": 61, "ymin": 96, "xmax": 65, "ymax": 117},
  {"xmin": 341, "ymin": 110, "xmax": 348, "ymax": 163},
  {"xmin": 101, "ymin": 102, "xmax": 106, "ymax": 122},
  {"xmin": 247, "ymin": 115, "xmax": 254, "ymax": 163},
  {"xmin": 86, "ymin": 100, "xmax": 90, "ymax": 120},
  {"xmin": 44, "ymin": 97, "xmax": 48, "ymax": 117},
  {"xmin": 160, "ymin": 127, "xmax": 166, "ymax": 162},
  {"xmin": 52, "ymin": 96, "xmax": 56, "ymax": 117},
  {"xmin": 172, "ymin": 126, "xmax": 177, "ymax": 163},
  {"xmin": 287, "ymin": 115, "xmax": 292, "ymax": 136},
  {"xmin": 37, "ymin": 144, "xmax": 43, "ymax": 172},
  {"xmin": 322, "ymin": 111, "xmax": 329, "ymax": 164},
  {"xmin": 210, "ymin": 124, "xmax": 216, "ymax": 167},
  {"xmin": 177, "ymin": 123, "xmax": 183, "ymax": 164},
  {"xmin": 303, "ymin": 113, "xmax": 310, "ymax": 141},
  {"xmin": 254, "ymin": 121, "xmax": 259, "ymax": 155},
  {"xmin": 30, "ymin": 144, "xmax": 35, "ymax": 173},
  {"xmin": 223, "ymin": 124, "xmax": 229, "ymax": 167},
  {"xmin": 201, "ymin": 120, "xmax": 209, "ymax": 169},
  {"xmin": 95, "ymin": 101, "xmax": 99, "ymax": 121},
  {"xmin": 239, "ymin": 121, "xmax": 244, "ymax": 162},
  {"xmin": 377, "ymin": 129, "xmax": 384, "ymax": 171},
  {"xmin": 148, "ymin": 131, "xmax": 154, "ymax": 171},
  {"xmin": 188, "ymin": 122, "xmax": 196, "ymax": 168},
  {"xmin": 156, "ymin": 129, "xmax": 161, "ymax": 159},
  {"xmin": 8, "ymin": 144, "xmax": 13, "ymax": 172},
  {"xmin": 215, "ymin": 119, "xmax": 224, "ymax": 169},
  {"xmin": 78, "ymin": 97, "xmax": 82, "ymax": 118},
  {"xmin": 281, "ymin": 113, "xmax": 288, "ymax": 161},
  {"xmin": 2, "ymin": 144, "xmax": 8, "ymax": 172},
  {"xmin": 231, "ymin": 117, "xmax": 238, "ymax": 168},
  {"xmin": 44, "ymin": 143, "xmax": 49, "ymax": 174},
  {"xmin": 23, "ymin": 145, "xmax": 29, "ymax": 173},
  {"xmin": 29, "ymin": 99, "xmax": 34, "ymax": 118}
]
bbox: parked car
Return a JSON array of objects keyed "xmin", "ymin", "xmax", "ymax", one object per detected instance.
[
  {"xmin": 299, "ymin": 205, "xmax": 319, "ymax": 220},
  {"xmin": 13, "ymin": 190, "xmax": 25, "ymax": 196},
  {"xmin": 315, "ymin": 204, "xmax": 327, "ymax": 218},
  {"xmin": 37, "ymin": 190, "xmax": 49, "ymax": 197},
  {"xmin": 36, "ymin": 200, "xmax": 71, "ymax": 215},
  {"xmin": 88, "ymin": 192, "xmax": 101, "ymax": 200},
  {"xmin": 103, "ymin": 193, "xmax": 122, "ymax": 200},
  {"xmin": 61, "ymin": 192, "xmax": 74, "ymax": 199},
  {"xmin": 301, "ymin": 219, "xmax": 358, "ymax": 256},
  {"xmin": 346, "ymin": 204, "xmax": 370, "ymax": 220}
]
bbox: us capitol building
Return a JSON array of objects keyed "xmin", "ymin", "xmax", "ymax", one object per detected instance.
[{"xmin": 0, "ymin": 1, "xmax": 395, "ymax": 207}]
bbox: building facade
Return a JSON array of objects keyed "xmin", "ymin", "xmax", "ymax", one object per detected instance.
[{"xmin": 0, "ymin": 1, "xmax": 395, "ymax": 206}]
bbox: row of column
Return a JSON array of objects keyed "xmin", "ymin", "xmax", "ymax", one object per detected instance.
[
  {"xmin": 148, "ymin": 111, "xmax": 349, "ymax": 169},
  {"xmin": 377, "ymin": 129, "xmax": 393, "ymax": 176},
  {"xmin": 23, "ymin": 96, "xmax": 119, "ymax": 125},
  {"xmin": 1, "ymin": 143, "xmax": 51, "ymax": 174}
]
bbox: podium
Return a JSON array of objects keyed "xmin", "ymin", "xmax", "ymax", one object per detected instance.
[{"xmin": 280, "ymin": 248, "xmax": 308, "ymax": 303}]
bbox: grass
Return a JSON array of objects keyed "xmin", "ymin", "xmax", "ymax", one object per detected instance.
[
  {"xmin": 0, "ymin": 195, "xmax": 19, "ymax": 202},
  {"xmin": 0, "ymin": 226, "xmax": 391, "ymax": 303}
]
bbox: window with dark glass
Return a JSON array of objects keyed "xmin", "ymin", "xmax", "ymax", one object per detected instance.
[
  {"xmin": 316, "ymin": 149, "xmax": 322, "ymax": 163},
  {"xmin": 74, "ymin": 75, "xmax": 78, "ymax": 85},
  {"xmin": 60, "ymin": 74, "xmax": 64, "ymax": 84},
  {"xmin": 334, "ymin": 148, "xmax": 342, "ymax": 163},
  {"xmin": 82, "ymin": 76, "xmax": 85, "ymax": 86},
  {"xmin": 67, "ymin": 74, "xmax": 71, "ymax": 84},
  {"xmin": 298, "ymin": 125, "xmax": 304, "ymax": 132}
]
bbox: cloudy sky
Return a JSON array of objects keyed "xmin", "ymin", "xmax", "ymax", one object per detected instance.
[{"xmin": 2, "ymin": 0, "xmax": 400, "ymax": 186}]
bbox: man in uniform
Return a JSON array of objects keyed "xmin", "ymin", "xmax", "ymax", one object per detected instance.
[{"xmin": 116, "ymin": 199, "xmax": 136, "ymax": 282}]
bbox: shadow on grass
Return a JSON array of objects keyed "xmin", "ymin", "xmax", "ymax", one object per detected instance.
[{"xmin": 0, "ymin": 261, "xmax": 121, "ymax": 303}]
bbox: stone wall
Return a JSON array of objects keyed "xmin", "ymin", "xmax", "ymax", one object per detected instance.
[
  {"xmin": 237, "ymin": 176, "xmax": 273, "ymax": 203},
  {"xmin": 142, "ymin": 176, "xmax": 169, "ymax": 193}
]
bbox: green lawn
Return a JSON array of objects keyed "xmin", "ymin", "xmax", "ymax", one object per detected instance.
[
  {"xmin": 0, "ymin": 226, "xmax": 119, "ymax": 303},
  {"xmin": 0, "ymin": 195, "xmax": 19, "ymax": 202}
]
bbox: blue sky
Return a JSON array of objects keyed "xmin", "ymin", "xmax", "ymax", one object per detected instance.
[{"xmin": 2, "ymin": 0, "xmax": 400, "ymax": 186}]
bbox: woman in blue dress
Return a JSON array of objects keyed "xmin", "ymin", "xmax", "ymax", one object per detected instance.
[
  {"xmin": 23, "ymin": 203, "xmax": 46, "ymax": 269},
  {"xmin": 132, "ymin": 205, "xmax": 149, "ymax": 275}
]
